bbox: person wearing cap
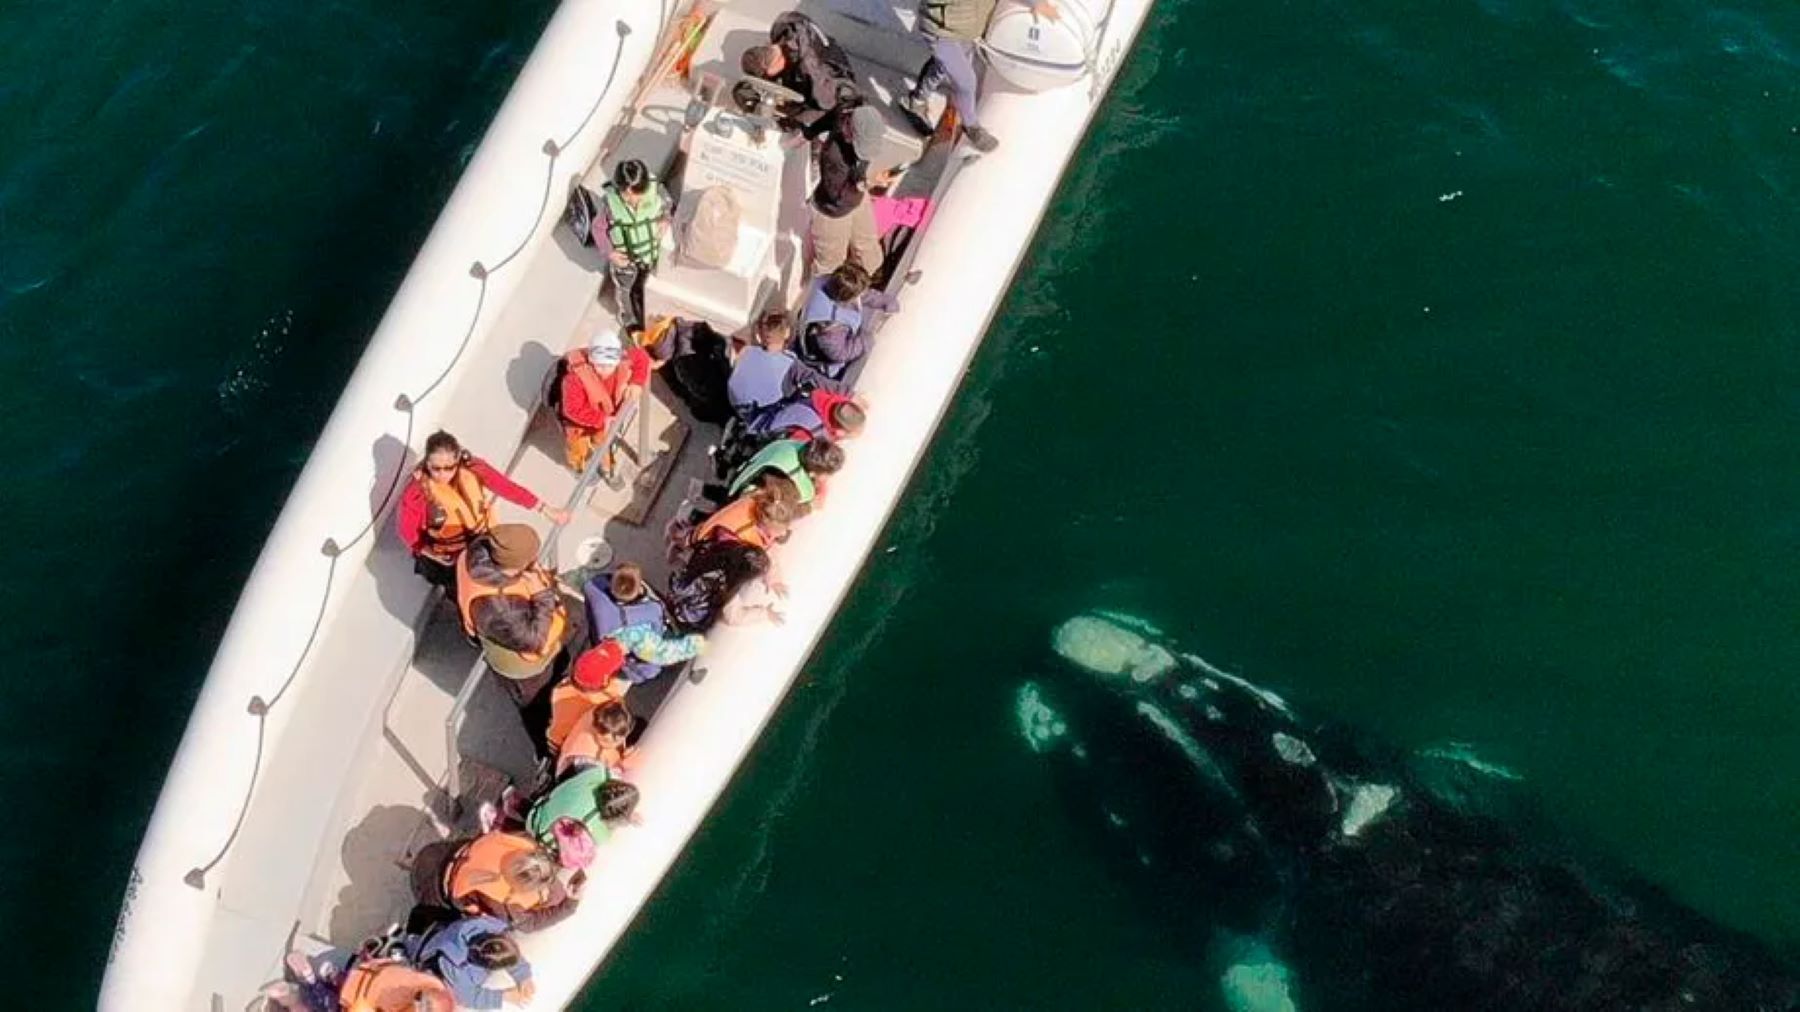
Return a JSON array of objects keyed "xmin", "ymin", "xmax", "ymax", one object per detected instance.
[
  {"xmin": 739, "ymin": 12, "xmax": 861, "ymax": 133},
  {"xmin": 558, "ymin": 327, "xmax": 652, "ymax": 472},
  {"xmin": 804, "ymin": 101, "xmax": 895, "ymax": 277},
  {"xmin": 546, "ymin": 641, "xmax": 632, "ymax": 756},
  {"xmin": 454, "ymin": 523, "xmax": 571, "ymax": 683}
]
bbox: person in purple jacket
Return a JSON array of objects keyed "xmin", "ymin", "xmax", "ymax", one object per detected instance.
[
  {"xmin": 794, "ymin": 262, "xmax": 900, "ymax": 379},
  {"xmin": 405, "ymin": 915, "xmax": 535, "ymax": 1010}
]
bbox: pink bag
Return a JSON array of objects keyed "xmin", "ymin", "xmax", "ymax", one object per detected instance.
[{"xmin": 552, "ymin": 817, "xmax": 597, "ymax": 870}]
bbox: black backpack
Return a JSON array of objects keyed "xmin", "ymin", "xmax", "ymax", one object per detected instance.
[{"xmin": 565, "ymin": 185, "xmax": 602, "ymax": 248}]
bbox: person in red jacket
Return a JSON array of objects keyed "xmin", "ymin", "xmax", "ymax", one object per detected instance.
[
  {"xmin": 559, "ymin": 328, "xmax": 652, "ymax": 472},
  {"xmin": 396, "ymin": 430, "xmax": 569, "ymax": 589}
]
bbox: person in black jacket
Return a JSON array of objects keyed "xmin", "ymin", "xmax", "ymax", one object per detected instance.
[
  {"xmin": 804, "ymin": 103, "xmax": 894, "ymax": 276},
  {"xmin": 740, "ymin": 12, "xmax": 861, "ymax": 132}
]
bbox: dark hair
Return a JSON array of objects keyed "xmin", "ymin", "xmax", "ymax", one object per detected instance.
[
  {"xmin": 740, "ymin": 44, "xmax": 781, "ymax": 79},
  {"xmin": 593, "ymin": 701, "xmax": 632, "ymax": 738},
  {"xmin": 755, "ymin": 493, "xmax": 797, "ymax": 528},
  {"xmin": 469, "ymin": 933, "xmax": 521, "ymax": 970},
  {"xmin": 609, "ymin": 563, "xmax": 645, "ymax": 602},
  {"xmin": 801, "ymin": 439, "xmax": 845, "ymax": 475},
  {"xmin": 612, "ymin": 159, "xmax": 651, "ymax": 195},
  {"xmin": 756, "ymin": 309, "xmax": 792, "ymax": 346},
  {"xmin": 829, "ymin": 400, "xmax": 866, "ymax": 436},
  {"xmin": 822, "ymin": 263, "xmax": 871, "ymax": 303},
  {"xmin": 423, "ymin": 431, "xmax": 462, "ymax": 459},
  {"xmin": 600, "ymin": 780, "xmax": 640, "ymax": 821}
]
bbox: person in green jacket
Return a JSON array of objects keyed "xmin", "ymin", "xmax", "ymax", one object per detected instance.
[
  {"xmin": 898, "ymin": 0, "xmax": 1060, "ymax": 152},
  {"xmin": 600, "ymin": 159, "xmax": 671, "ymax": 332}
]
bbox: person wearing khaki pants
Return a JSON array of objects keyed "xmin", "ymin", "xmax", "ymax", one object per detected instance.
[{"xmin": 807, "ymin": 103, "xmax": 894, "ymax": 275}]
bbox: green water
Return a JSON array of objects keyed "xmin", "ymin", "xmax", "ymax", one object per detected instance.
[{"xmin": 3, "ymin": 0, "xmax": 1797, "ymax": 1007}]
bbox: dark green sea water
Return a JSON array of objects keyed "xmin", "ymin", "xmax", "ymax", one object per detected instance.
[{"xmin": 4, "ymin": 0, "xmax": 1798, "ymax": 1007}]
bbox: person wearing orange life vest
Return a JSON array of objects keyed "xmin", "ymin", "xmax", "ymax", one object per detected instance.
[
  {"xmin": 336, "ymin": 957, "xmax": 454, "ymax": 1012},
  {"xmin": 545, "ymin": 640, "xmax": 631, "ymax": 756},
  {"xmin": 558, "ymin": 328, "xmax": 652, "ymax": 472},
  {"xmin": 440, "ymin": 831, "xmax": 581, "ymax": 932},
  {"xmin": 397, "ymin": 430, "xmax": 570, "ymax": 589},
  {"xmin": 455, "ymin": 523, "xmax": 570, "ymax": 684}
]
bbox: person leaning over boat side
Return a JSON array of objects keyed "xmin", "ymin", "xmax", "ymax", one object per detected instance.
[
  {"xmin": 755, "ymin": 388, "xmax": 867, "ymax": 443},
  {"xmin": 739, "ymin": 11, "xmax": 861, "ymax": 133},
  {"xmin": 336, "ymin": 957, "xmax": 455, "ymax": 1012},
  {"xmin": 585, "ymin": 562, "xmax": 703, "ymax": 686},
  {"xmin": 545, "ymin": 640, "xmax": 630, "ymax": 756},
  {"xmin": 694, "ymin": 485, "xmax": 797, "ymax": 552},
  {"xmin": 556, "ymin": 698, "xmax": 634, "ymax": 777},
  {"xmin": 598, "ymin": 159, "xmax": 671, "ymax": 332},
  {"xmin": 440, "ymin": 831, "xmax": 581, "ymax": 932},
  {"xmin": 668, "ymin": 537, "xmax": 778, "ymax": 633},
  {"xmin": 641, "ymin": 315, "xmax": 734, "ymax": 425},
  {"xmin": 526, "ymin": 768, "xmax": 642, "ymax": 854},
  {"xmin": 557, "ymin": 327, "xmax": 651, "ymax": 472},
  {"xmin": 398, "ymin": 431, "xmax": 569, "ymax": 589},
  {"xmin": 728, "ymin": 310, "xmax": 852, "ymax": 424},
  {"xmin": 796, "ymin": 262, "xmax": 899, "ymax": 379},
  {"xmin": 403, "ymin": 915, "xmax": 535, "ymax": 1010},
  {"xmin": 455, "ymin": 524, "xmax": 570, "ymax": 685},
  {"xmin": 898, "ymin": 0, "xmax": 1060, "ymax": 152},
  {"xmin": 726, "ymin": 436, "xmax": 846, "ymax": 512},
  {"xmin": 805, "ymin": 102, "xmax": 898, "ymax": 276}
]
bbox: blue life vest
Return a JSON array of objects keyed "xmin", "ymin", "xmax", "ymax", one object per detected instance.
[
  {"xmin": 797, "ymin": 280, "xmax": 862, "ymax": 378},
  {"xmin": 753, "ymin": 398, "xmax": 827, "ymax": 438},
  {"xmin": 584, "ymin": 576, "xmax": 669, "ymax": 684},
  {"xmin": 728, "ymin": 346, "xmax": 795, "ymax": 419}
]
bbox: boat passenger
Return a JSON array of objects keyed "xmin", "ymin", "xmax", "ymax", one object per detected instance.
[
  {"xmin": 796, "ymin": 263, "xmax": 900, "ymax": 379},
  {"xmin": 693, "ymin": 487, "xmax": 797, "ymax": 551},
  {"xmin": 397, "ymin": 431, "xmax": 569, "ymax": 589},
  {"xmin": 404, "ymin": 915, "xmax": 535, "ymax": 1010},
  {"xmin": 726, "ymin": 436, "xmax": 845, "ymax": 509},
  {"xmin": 642, "ymin": 315, "xmax": 734, "ymax": 425},
  {"xmin": 899, "ymin": 0, "xmax": 1059, "ymax": 152},
  {"xmin": 805, "ymin": 102, "xmax": 898, "ymax": 276},
  {"xmin": 728, "ymin": 310, "xmax": 851, "ymax": 424},
  {"xmin": 455, "ymin": 524, "xmax": 570, "ymax": 682},
  {"xmin": 668, "ymin": 537, "xmax": 779, "ymax": 633},
  {"xmin": 441, "ymin": 832, "xmax": 580, "ymax": 931},
  {"xmin": 556, "ymin": 699, "xmax": 634, "ymax": 776},
  {"xmin": 337, "ymin": 957, "xmax": 455, "ymax": 1012},
  {"xmin": 599, "ymin": 159, "xmax": 671, "ymax": 332},
  {"xmin": 739, "ymin": 12, "xmax": 860, "ymax": 133},
  {"xmin": 557, "ymin": 327, "xmax": 651, "ymax": 472},
  {"xmin": 584, "ymin": 562, "xmax": 699, "ymax": 686},
  {"xmin": 526, "ymin": 767, "xmax": 641, "ymax": 853},
  {"xmin": 760, "ymin": 389, "xmax": 867, "ymax": 443},
  {"xmin": 546, "ymin": 640, "xmax": 630, "ymax": 754}
]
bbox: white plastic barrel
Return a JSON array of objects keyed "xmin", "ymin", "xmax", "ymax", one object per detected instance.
[{"xmin": 982, "ymin": 0, "xmax": 1111, "ymax": 92}]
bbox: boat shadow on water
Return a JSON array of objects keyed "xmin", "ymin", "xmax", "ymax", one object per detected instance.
[{"xmin": 1027, "ymin": 611, "xmax": 1800, "ymax": 1012}]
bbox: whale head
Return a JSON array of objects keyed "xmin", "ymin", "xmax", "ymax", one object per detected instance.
[{"xmin": 1034, "ymin": 612, "xmax": 1404, "ymax": 864}]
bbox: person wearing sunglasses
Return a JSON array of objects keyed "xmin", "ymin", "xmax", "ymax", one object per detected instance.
[{"xmin": 397, "ymin": 430, "xmax": 570, "ymax": 589}]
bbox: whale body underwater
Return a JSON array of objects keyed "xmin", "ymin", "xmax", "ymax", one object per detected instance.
[{"xmin": 1020, "ymin": 611, "xmax": 1800, "ymax": 1012}]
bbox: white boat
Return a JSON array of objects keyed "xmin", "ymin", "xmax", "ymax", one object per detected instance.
[{"xmin": 101, "ymin": 0, "xmax": 1157, "ymax": 1005}]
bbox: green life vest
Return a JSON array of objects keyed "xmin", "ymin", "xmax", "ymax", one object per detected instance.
[
  {"xmin": 727, "ymin": 438, "xmax": 816, "ymax": 504},
  {"xmin": 603, "ymin": 183, "xmax": 666, "ymax": 265},
  {"xmin": 526, "ymin": 765, "xmax": 615, "ymax": 848}
]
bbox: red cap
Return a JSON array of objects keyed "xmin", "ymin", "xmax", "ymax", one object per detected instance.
[{"xmin": 571, "ymin": 640, "xmax": 625, "ymax": 691}]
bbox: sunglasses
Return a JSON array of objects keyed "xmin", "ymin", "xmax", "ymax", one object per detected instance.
[{"xmin": 426, "ymin": 462, "xmax": 459, "ymax": 474}]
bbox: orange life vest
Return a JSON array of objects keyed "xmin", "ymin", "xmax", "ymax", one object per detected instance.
[
  {"xmin": 338, "ymin": 958, "xmax": 453, "ymax": 1012},
  {"xmin": 547, "ymin": 679, "xmax": 629, "ymax": 753},
  {"xmin": 563, "ymin": 348, "xmax": 630, "ymax": 424},
  {"xmin": 443, "ymin": 832, "xmax": 554, "ymax": 916},
  {"xmin": 453, "ymin": 553, "xmax": 568, "ymax": 664},
  {"xmin": 415, "ymin": 459, "xmax": 491, "ymax": 560},
  {"xmin": 694, "ymin": 494, "xmax": 772, "ymax": 549}
]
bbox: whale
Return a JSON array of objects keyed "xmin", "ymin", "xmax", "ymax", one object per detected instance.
[{"xmin": 1018, "ymin": 610, "xmax": 1800, "ymax": 1012}]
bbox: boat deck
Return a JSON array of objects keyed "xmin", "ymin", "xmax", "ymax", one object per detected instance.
[{"xmin": 271, "ymin": 0, "xmax": 956, "ymax": 985}]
